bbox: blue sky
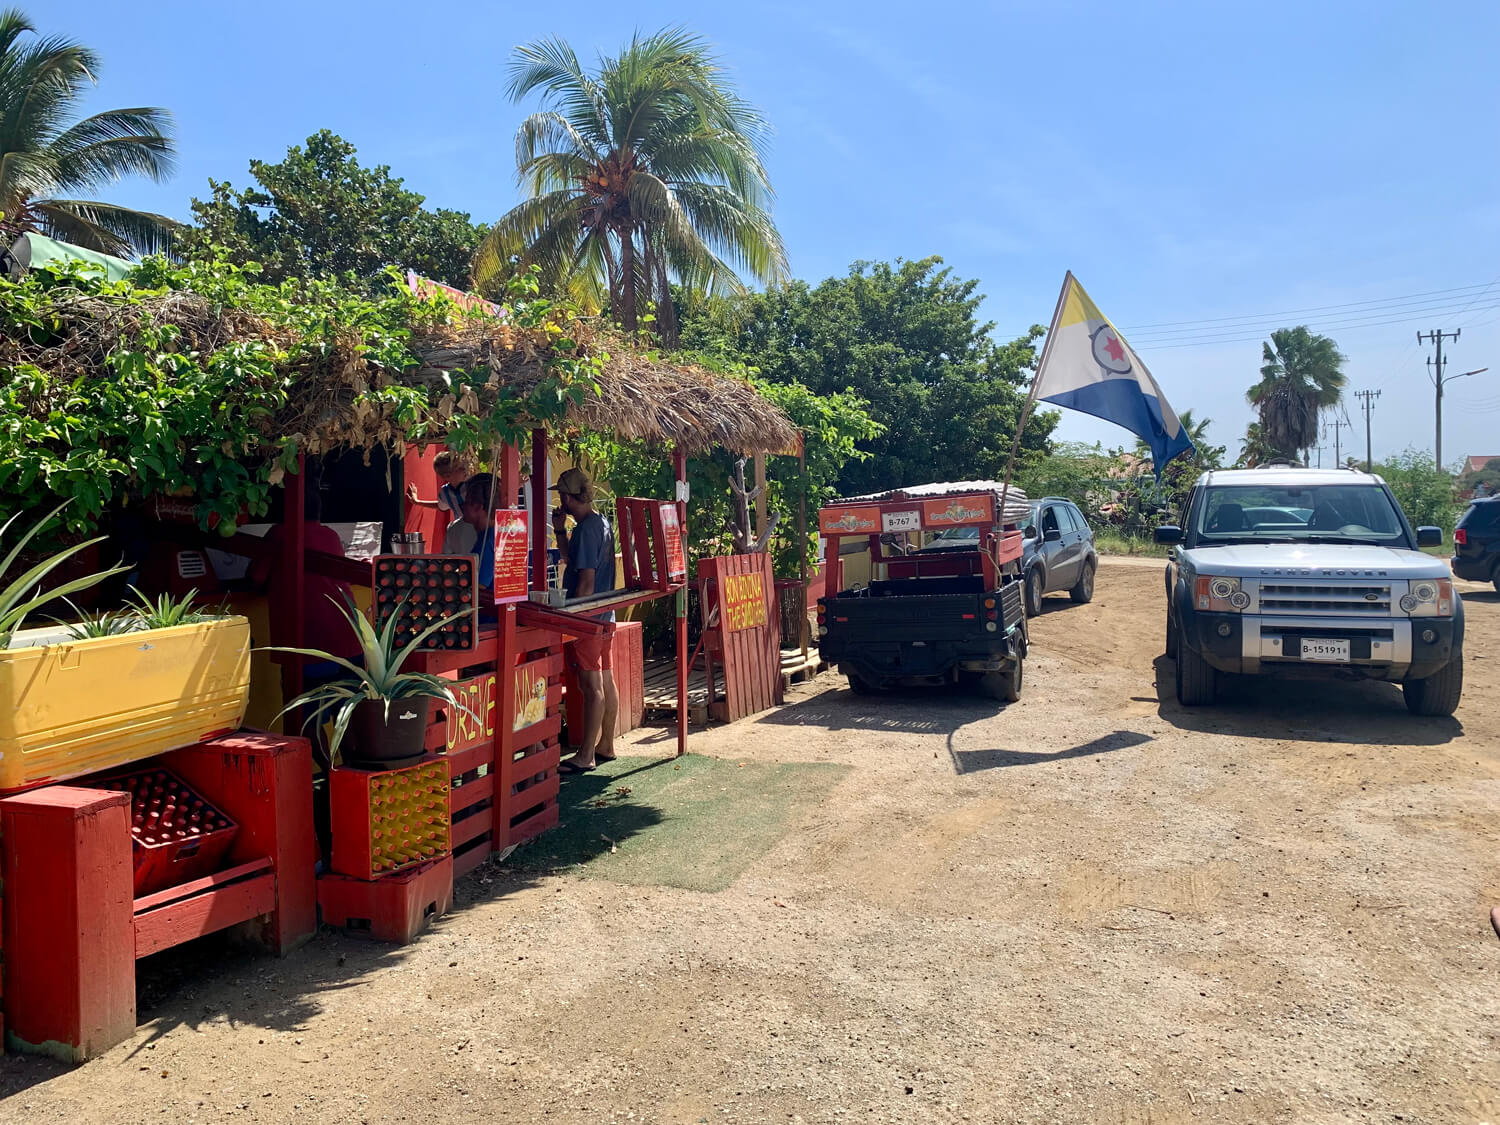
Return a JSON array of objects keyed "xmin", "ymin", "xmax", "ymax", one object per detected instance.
[{"xmin": 53, "ymin": 0, "xmax": 1500, "ymax": 467}]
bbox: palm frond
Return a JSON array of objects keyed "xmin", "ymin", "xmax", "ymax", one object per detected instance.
[
  {"xmin": 47, "ymin": 107, "xmax": 176, "ymax": 189},
  {"xmin": 33, "ymin": 197, "xmax": 180, "ymax": 257}
]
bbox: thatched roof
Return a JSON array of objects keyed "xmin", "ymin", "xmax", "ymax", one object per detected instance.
[
  {"xmin": 410, "ymin": 322, "xmax": 799, "ymax": 456},
  {"xmin": 8, "ymin": 284, "xmax": 799, "ymax": 459}
]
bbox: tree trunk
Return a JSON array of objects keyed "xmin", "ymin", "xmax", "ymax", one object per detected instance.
[
  {"xmin": 618, "ymin": 225, "xmax": 638, "ymax": 332},
  {"xmin": 655, "ymin": 246, "xmax": 679, "ymax": 348}
]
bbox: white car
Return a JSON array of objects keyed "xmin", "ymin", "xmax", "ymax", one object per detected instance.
[{"xmin": 1156, "ymin": 467, "xmax": 1462, "ymax": 716}]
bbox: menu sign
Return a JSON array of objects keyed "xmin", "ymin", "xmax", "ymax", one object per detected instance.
[
  {"xmin": 922, "ymin": 494, "xmax": 994, "ymax": 527},
  {"xmin": 660, "ymin": 503, "xmax": 687, "ymax": 580},
  {"xmin": 818, "ymin": 506, "xmax": 881, "ymax": 535},
  {"xmin": 493, "ymin": 508, "xmax": 529, "ymax": 603},
  {"xmin": 723, "ymin": 572, "xmax": 768, "ymax": 632}
]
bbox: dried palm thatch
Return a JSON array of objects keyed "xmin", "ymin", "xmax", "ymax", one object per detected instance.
[
  {"xmin": 409, "ymin": 319, "xmax": 799, "ymax": 456},
  {"xmin": 5, "ymin": 286, "xmax": 799, "ymax": 459}
]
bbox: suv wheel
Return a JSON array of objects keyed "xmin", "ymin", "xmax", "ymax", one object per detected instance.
[
  {"xmin": 1024, "ymin": 568, "xmax": 1044, "ymax": 617},
  {"xmin": 1069, "ymin": 560, "xmax": 1096, "ymax": 604},
  {"xmin": 1165, "ymin": 607, "xmax": 1178, "ymax": 659},
  {"xmin": 1403, "ymin": 651, "xmax": 1463, "ymax": 717},
  {"xmin": 1174, "ymin": 645, "xmax": 1217, "ymax": 706},
  {"xmin": 843, "ymin": 667, "xmax": 880, "ymax": 696}
]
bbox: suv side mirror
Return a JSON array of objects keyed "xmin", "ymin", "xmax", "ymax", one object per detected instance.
[
  {"xmin": 1042, "ymin": 527, "xmax": 1062, "ymax": 543},
  {"xmin": 1416, "ymin": 525, "xmax": 1442, "ymax": 548},
  {"xmin": 1154, "ymin": 525, "xmax": 1183, "ymax": 545},
  {"xmin": 1024, "ymin": 524, "xmax": 1040, "ymax": 540}
]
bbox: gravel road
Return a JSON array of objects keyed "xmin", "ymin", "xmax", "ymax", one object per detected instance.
[{"xmin": 3, "ymin": 560, "xmax": 1497, "ymax": 1124}]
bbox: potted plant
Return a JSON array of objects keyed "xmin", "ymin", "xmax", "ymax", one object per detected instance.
[
  {"xmin": 0, "ymin": 505, "xmax": 253, "ymax": 791},
  {"xmin": 268, "ymin": 595, "xmax": 475, "ymax": 768}
]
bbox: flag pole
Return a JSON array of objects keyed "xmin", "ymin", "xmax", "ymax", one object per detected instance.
[{"xmin": 999, "ymin": 271, "xmax": 1073, "ymax": 518}]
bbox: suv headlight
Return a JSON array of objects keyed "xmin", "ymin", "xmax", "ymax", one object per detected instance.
[
  {"xmin": 1195, "ymin": 574, "xmax": 1251, "ymax": 612},
  {"xmin": 1400, "ymin": 578, "xmax": 1453, "ymax": 616}
]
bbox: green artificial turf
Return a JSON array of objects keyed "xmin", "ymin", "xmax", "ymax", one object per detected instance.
[{"xmin": 508, "ymin": 752, "xmax": 849, "ymax": 892}]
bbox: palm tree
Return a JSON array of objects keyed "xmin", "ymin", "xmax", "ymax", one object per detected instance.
[
  {"xmin": 0, "ymin": 9, "xmax": 178, "ymax": 257},
  {"xmin": 1134, "ymin": 409, "xmax": 1221, "ymax": 469},
  {"xmin": 1235, "ymin": 421, "xmax": 1283, "ymax": 468},
  {"xmin": 1245, "ymin": 326, "xmax": 1346, "ymax": 462},
  {"xmin": 474, "ymin": 28, "xmax": 788, "ymax": 343}
]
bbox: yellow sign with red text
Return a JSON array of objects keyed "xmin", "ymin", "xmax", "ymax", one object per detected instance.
[{"xmin": 723, "ymin": 572, "xmax": 767, "ymax": 632}]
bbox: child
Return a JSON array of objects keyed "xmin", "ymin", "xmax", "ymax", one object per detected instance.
[{"xmin": 406, "ymin": 450, "xmax": 475, "ymax": 553}]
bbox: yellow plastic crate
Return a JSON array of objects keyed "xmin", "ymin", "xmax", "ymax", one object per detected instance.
[{"xmin": 0, "ymin": 616, "xmax": 252, "ymax": 792}]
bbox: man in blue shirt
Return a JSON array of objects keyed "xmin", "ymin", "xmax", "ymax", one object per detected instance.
[
  {"xmin": 549, "ymin": 468, "xmax": 618, "ymax": 772},
  {"xmin": 459, "ymin": 473, "xmax": 498, "ymax": 605}
]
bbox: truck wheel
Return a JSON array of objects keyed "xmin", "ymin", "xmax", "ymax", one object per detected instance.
[
  {"xmin": 843, "ymin": 667, "xmax": 880, "ymax": 696},
  {"xmin": 978, "ymin": 657, "xmax": 1022, "ymax": 702},
  {"xmin": 1069, "ymin": 560, "xmax": 1096, "ymax": 604},
  {"xmin": 1165, "ymin": 607, "xmax": 1179, "ymax": 659},
  {"xmin": 1403, "ymin": 651, "xmax": 1463, "ymax": 716},
  {"xmin": 1174, "ymin": 645, "xmax": 1216, "ymax": 706},
  {"xmin": 1024, "ymin": 569, "xmax": 1044, "ymax": 617}
]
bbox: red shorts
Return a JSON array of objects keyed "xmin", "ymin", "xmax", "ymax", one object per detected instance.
[{"xmin": 568, "ymin": 628, "xmax": 614, "ymax": 672}]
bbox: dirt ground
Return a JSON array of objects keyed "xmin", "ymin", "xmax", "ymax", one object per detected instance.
[{"xmin": 3, "ymin": 560, "xmax": 1498, "ymax": 1125}]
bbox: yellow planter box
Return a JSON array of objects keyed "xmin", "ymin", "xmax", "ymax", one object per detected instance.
[{"xmin": 0, "ymin": 616, "xmax": 251, "ymax": 793}]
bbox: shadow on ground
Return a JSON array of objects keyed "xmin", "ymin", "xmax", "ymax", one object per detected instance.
[
  {"xmin": 1152, "ymin": 655, "xmax": 1462, "ymax": 745},
  {"xmin": 755, "ymin": 683, "xmax": 1007, "ymax": 737},
  {"xmin": 947, "ymin": 730, "xmax": 1153, "ymax": 774}
]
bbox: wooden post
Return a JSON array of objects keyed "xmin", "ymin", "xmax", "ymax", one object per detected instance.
[
  {"xmin": 280, "ymin": 451, "xmax": 307, "ymax": 707},
  {"xmin": 499, "ymin": 442, "xmax": 521, "ymax": 510},
  {"xmin": 673, "ymin": 446, "xmax": 689, "ymax": 757},
  {"xmin": 753, "ymin": 453, "xmax": 768, "ymax": 542},
  {"xmin": 530, "ymin": 430, "xmax": 549, "ymax": 593},
  {"xmin": 797, "ymin": 445, "xmax": 809, "ymax": 659},
  {"xmin": 1, "ymin": 787, "xmax": 136, "ymax": 1061}
]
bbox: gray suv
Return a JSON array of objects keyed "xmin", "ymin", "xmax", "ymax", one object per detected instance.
[{"xmin": 928, "ymin": 498, "xmax": 1098, "ymax": 616}]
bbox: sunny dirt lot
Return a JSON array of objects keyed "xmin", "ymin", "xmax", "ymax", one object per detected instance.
[{"xmin": 2, "ymin": 561, "xmax": 1498, "ymax": 1125}]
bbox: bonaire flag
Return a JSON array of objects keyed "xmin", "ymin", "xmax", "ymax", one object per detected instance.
[{"xmin": 1031, "ymin": 273, "xmax": 1194, "ymax": 474}]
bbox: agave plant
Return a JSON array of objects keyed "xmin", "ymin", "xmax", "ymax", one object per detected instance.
[
  {"xmin": 263, "ymin": 594, "xmax": 475, "ymax": 758},
  {"xmin": 125, "ymin": 587, "xmax": 203, "ymax": 630},
  {"xmin": 55, "ymin": 598, "xmax": 139, "ymax": 639},
  {"xmin": 0, "ymin": 502, "xmax": 130, "ymax": 648}
]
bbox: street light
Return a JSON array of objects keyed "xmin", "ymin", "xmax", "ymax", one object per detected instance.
[{"xmin": 1436, "ymin": 367, "xmax": 1488, "ymax": 470}]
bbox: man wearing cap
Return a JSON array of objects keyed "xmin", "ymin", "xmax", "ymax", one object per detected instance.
[{"xmin": 550, "ymin": 468, "xmax": 619, "ymax": 772}]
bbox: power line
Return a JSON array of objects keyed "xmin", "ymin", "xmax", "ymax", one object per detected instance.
[
  {"xmin": 1126, "ymin": 292, "xmax": 1500, "ymax": 343},
  {"xmin": 1138, "ymin": 301, "xmax": 1500, "ymax": 350},
  {"xmin": 1116, "ymin": 281, "xmax": 1500, "ymax": 332}
]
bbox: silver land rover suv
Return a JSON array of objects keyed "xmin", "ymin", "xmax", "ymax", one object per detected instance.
[{"xmin": 1155, "ymin": 467, "xmax": 1462, "ymax": 716}]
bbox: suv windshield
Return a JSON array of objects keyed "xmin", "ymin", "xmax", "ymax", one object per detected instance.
[{"xmin": 1194, "ymin": 484, "xmax": 1408, "ymax": 546}]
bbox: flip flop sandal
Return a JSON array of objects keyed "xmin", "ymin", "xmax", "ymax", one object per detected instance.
[{"xmin": 558, "ymin": 760, "xmax": 595, "ymax": 775}]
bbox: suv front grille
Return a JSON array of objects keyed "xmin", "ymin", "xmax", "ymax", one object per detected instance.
[{"xmin": 1257, "ymin": 582, "xmax": 1391, "ymax": 615}]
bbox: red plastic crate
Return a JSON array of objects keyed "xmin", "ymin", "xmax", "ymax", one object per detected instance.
[
  {"xmin": 329, "ymin": 756, "xmax": 451, "ymax": 879},
  {"xmin": 372, "ymin": 555, "xmax": 477, "ymax": 652},
  {"xmin": 96, "ymin": 768, "xmax": 239, "ymax": 896}
]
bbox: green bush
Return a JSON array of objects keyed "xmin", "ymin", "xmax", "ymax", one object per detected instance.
[{"xmin": 1375, "ymin": 449, "xmax": 1459, "ymax": 533}]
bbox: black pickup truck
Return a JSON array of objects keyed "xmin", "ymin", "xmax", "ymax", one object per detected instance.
[{"xmin": 814, "ymin": 484, "xmax": 1029, "ymax": 700}]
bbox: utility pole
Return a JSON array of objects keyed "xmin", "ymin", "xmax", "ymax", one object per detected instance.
[
  {"xmin": 1354, "ymin": 389, "xmax": 1381, "ymax": 472},
  {"xmin": 1328, "ymin": 416, "xmax": 1349, "ymax": 467},
  {"xmin": 1418, "ymin": 327, "xmax": 1460, "ymax": 469}
]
